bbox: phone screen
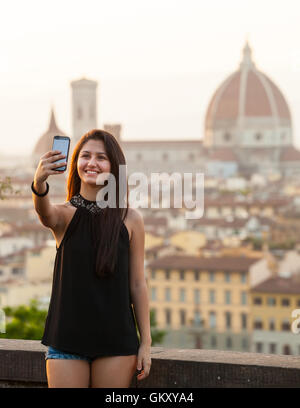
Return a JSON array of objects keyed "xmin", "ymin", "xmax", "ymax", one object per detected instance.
[{"xmin": 52, "ymin": 136, "xmax": 70, "ymax": 171}]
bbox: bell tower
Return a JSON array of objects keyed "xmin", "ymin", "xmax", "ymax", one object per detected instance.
[{"xmin": 71, "ymin": 77, "xmax": 98, "ymax": 149}]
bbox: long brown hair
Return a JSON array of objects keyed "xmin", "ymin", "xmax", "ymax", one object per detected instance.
[{"xmin": 66, "ymin": 129, "xmax": 129, "ymax": 279}]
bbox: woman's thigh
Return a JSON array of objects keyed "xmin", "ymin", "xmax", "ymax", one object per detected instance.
[
  {"xmin": 90, "ymin": 354, "xmax": 137, "ymax": 388},
  {"xmin": 46, "ymin": 359, "xmax": 90, "ymax": 388}
]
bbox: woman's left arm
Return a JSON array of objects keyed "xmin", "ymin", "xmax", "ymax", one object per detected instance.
[{"xmin": 128, "ymin": 208, "xmax": 152, "ymax": 381}]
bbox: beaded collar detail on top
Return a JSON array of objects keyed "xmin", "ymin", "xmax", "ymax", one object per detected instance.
[{"xmin": 70, "ymin": 193, "xmax": 102, "ymax": 215}]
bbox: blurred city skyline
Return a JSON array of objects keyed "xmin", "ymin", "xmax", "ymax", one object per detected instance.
[{"xmin": 1, "ymin": 0, "xmax": 300, "ymax": 156}]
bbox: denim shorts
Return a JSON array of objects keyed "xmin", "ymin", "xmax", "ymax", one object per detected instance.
[{"xmin": 45, "ymin": 346, "xmax": 95, "ymax": 363}]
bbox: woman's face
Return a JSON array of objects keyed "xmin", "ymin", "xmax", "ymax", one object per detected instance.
[{"xmin": 77, "ymin": 139, "xmax": 111, "ymax": 185}]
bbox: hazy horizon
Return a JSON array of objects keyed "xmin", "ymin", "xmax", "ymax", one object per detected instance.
[{"xmin": 1, "ymin": 0, "xmax": 300, "ymax": 156}]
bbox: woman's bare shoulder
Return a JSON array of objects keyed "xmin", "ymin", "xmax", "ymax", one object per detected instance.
[
  {"xmin": 55, "ymin": 201, "xmax": 76, "ymax": 222},
  {"xmin": 126, "ymin": 208, "xmax": 144, "ymax": 231},
  {"xmin": 126, "ymin": 207, "xmax": 143, "ymax": 220},
  {"xmin": 123, "ymin": 208, "xmax": 143, "ymax": 242}
]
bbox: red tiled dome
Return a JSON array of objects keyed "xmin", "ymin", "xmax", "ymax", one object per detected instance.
[{"xmin": 205, "ymin": 42, "xmax": 291, "ymax": 133}]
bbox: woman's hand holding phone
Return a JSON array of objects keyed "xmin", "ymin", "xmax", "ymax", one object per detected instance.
[{"xmin": 34, "ymin": 150, "xmax": 67, "ymax": 185}]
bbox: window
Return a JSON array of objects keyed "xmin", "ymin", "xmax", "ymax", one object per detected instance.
[
  {"xmin": 180, "ymin": 270, "xmax": 184, "ymax": 281},
  {"xmin": 209, "ymin": 272, "xmax": 215, "ymax": 282},
  {"xmin": 209, "ymin": 311, "xmax": 216, "ymax": 329},
  {"xmin": 281, "ymin": 320, "xmax": 290, "ymax": 331},
  {"xmin": 151, "ymin": 287, "xmax": 157, "ymax": 301},
  {"xmin": 255, "ymin": 132, "xmax": 263, "ymax": 141},
  {"xmin": 281, "ymin": 298, "xmax": 290, "ymax": 307},
  {"xmin": 253, "ymin": 297, "xmax": 262, "ymax": 305},
  {"xmin": 241, "ymin": 313, "xmax": 247, "ymax": 330},
  {"xmin": 256, "ymin": 342, "xmax": 263, "ymax": 353},
  {"xmin": 209, "ymin": 290, "xmax": 215, "ymax": 304},
  {"xmin": 165, "ymin": 309, "xmax": 171, "ymax": 325},
  {"xmin": 225, "ymin": 312, "xmax": 231, "ymax": 329},
  {"xmin": 241, "ymin": 338, "xmax": 248, "ymax": 350},
  {"xmin": 165, "ymin": 270, "xmax": 170, "ymax": 280},
  {"xmin": 194, "ymin": 270, "xmax": 200, "ymax": 281},
  {"xmin": 12, "ymin": 268, "xmax": 22, "ymax": 275},
  {"xmin": 211, "ymin": 336, "xmax": 217, "ymax": 347},
  {"xmin": 225, "ymin": 290, "xmax": 231, "ymax": 305},
  {"xmin": 282, "ymin": 345, "xmax": 291, "ymax": 355},
  {"xmin": 165, "ymin": 287, "xmax": 171, "ymax": 302},
  {"xmin": 194, "ymin": 289, "xmax": 200, "ymax": 304},
  {"xmin": 179, "ymin": 309, "xmax": 186, "ymax": 326},
  {"xmin": 179, "ymin": 288, "xmax": 185, "ymax": 302},
  {"xmin": 267, "ymin": 297, "xmax": 276, "ymax": 306},
  {"xmin": 254, "ymin": 319, "xmax": 263, "ymax": 329},
  {"xmin": 297, "ymin": 299, "xmax": 300, "ymax": 307},
  {"xmin": 224, "ymin": 132, "xmax": 231, "ymax": 141},
  {"xmin": 241, "ymin": 273, "xmax": 247, "ymax": 284},
  {"xmin": 269, "ymin": 343, "xmax": 277, "ymax": 354},
  {"xmin": 226, "ymin": 337, "xmax": 232, "ymax": 349},
  {"xmin": 269, "ymin": 318, "xmax": 275, "ymax": 331},
  {"xmin": 151, "ymin": 270, "xmax": 156, "ymax": 279},
  {"xmin": 225, "ymin": 272, "xmax": 230, "ymax": 282},
  {"xmin": 241, "ymin": 291, "xmax": 247, "ymax": 305},
  {"xmin": 194, "ymin": 310, "xmax": 202, "ymax": 326}
]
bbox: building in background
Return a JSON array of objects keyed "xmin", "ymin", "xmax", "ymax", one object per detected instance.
[
  {"xmin": 250, "ymin": 275, "xmax": 300, "ymax": 355},
  {"xmin": 146, "ymin": 254, "xmax": 271, "ymax": 352},
  {"xmin": 70, "ymin": 77, "xmax": 98, "ymax": 153}
]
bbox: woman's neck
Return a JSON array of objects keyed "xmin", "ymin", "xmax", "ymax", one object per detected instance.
[{"xmin": 79, "ymin": 186, "xmax": 102, "ymax": 202}]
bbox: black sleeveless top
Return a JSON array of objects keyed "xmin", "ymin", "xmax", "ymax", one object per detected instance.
[{"xmin": 41, "ymin": 193, "xmax": 140, "ymax": 358}]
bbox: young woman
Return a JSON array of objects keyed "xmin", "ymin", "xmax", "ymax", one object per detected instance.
[{"xmin": 31, "ymin": 129, "xmax": 151, "ymax": 388}]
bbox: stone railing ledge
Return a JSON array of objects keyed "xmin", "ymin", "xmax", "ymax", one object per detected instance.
[{"xmin": 0, "ymin": 339, "xmax": 300, "ymax": 388}]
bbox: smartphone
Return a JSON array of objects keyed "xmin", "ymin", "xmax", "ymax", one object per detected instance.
[{"xmin": 52, "ymin": 135, "xmax": 70, "ymax": 171}]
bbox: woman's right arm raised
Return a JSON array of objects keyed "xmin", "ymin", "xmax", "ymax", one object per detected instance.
[{"xmin": 32, "ymin": 149, "xmax": 67, "ymax": 229}]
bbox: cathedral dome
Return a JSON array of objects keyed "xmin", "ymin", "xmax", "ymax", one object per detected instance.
[
  {"xmin": 204, "ymin": 42, "xmax": 292, "ymax": 148},
  {"xmin": 31, "ymin": 107, "xmax": 67, "ymax": 168},
  {"xmin": 33, "ymin": 107, "xmax": 67, "ymax": 156}
]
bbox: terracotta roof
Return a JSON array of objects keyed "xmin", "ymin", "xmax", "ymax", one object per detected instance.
[
  {"xmin": 280, "ymin": 147, "xmax": 300, "ymax": 162},
  {"xmin": 122, "ymin": 140, "xmax": 203, "ymax": 145},
  {"xmin": 195, "ymin": 215, "xmax": 276, "ymax": 229},
  {"xmin": 144, "ymin": 216, "xmax": 168, "ymax": 227},
  {"xmin": 147, "ymin": 255, "xmax": 258, "ymax": 271},
  {"xmin": 209, "ymin": 149, "xmax": 237, "ymax": 161},
  {"xmin": 146, "ymin": 244, "xmax": 183, "ymax": 255},
  {"xmin": 203, "ymin": 197, "xmax": 289, "ymax": 208},
  {"xmin": 251, "ymin": 276, "xmax": 300, "ymax": 294}
]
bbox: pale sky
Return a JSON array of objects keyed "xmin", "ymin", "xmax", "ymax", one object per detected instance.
[{"xmin": 1, "ymin": 0, "xmax": 300, "ymax": 156}]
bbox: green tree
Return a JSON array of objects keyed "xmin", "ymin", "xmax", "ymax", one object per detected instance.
[
  {"xmin": 0, "ymin": 299, "xmax": 47, "ymax": 340},
  {"xmin": 0, "ymin": 176, "xmax": 21, "ymax": 200},
  {"xmin": 269, "ymin": 239, "xmax": 295, "ymax": 250},
  {"xmin": 149, "ymin": 309, "xmax": 166, "ymax": 345},
  {"xmin": 133, "ymin": 308, "xmax": 166, "ymax": 346},
  {"xmin": 1, "ymin": 300, "xmax": 167, "ymax": 345}
]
